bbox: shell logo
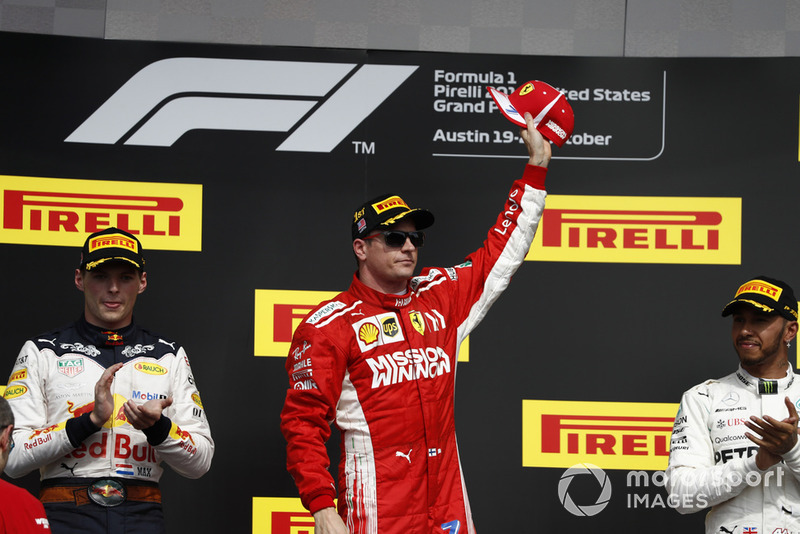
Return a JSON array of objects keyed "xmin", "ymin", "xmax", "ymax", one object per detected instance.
[
  {"xmin": 359, "ymin": 323, "xmax": 379, "ymax": 345},
  {"xmin": 191, "ymin": 393, "xmax": 204, "ymax": 409},
  {"xmin": 134, "ymin": 362, "xmax": 168, "ymax": 376},
  {"xmin": 3, "ymin": 384, "xmax": 28, "ymax": 400}
]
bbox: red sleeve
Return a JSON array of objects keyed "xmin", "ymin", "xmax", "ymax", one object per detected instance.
[{"xmin": 279, "ymin": 320, "xmax": 347, "ymax": 513}]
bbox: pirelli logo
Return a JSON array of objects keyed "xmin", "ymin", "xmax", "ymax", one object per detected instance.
[
  {"xmin": 525, "ymin": 195, "xmax": 741, "ymax": 264},
  {"xmin": 252, "ymin": 497, "xmax": 316, "ymax": 533},
  {"xmin": 0, "ymin": 175, "xmax": 202, "ymax": 250},
  {"xmin": 522, "ymin": 400, "xmax": 679, "ymax": 471},
  {"xmin": 254, "ymin": 289, "xmax": 469, "ymax": 361},
  {"xmin": 735, "ymin": 279, "xmax": 781, "ymax": 300},
  {"xmin": 373, "ymin": 196, "xmax": 408, "ymax": 214}
]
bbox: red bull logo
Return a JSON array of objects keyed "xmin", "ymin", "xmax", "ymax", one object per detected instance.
[
  {"xmin": 92, "ymin": 484, "xmax": 124, "ymax": 499},
  {"xmin": 26, "ymin": 422, "xmax": 67, "ymax": 450},
  {"xmin": 67, "ymin": 400, "xmax": 95, "ymax": 418}
]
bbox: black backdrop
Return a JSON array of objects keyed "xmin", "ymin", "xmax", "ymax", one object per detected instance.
[{"xmin": 2, "ymin": 30, "xmax": 799, "ymax": 532}]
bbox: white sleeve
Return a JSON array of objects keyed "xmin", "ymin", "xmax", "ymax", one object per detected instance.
[{"xmin": 665, "ymin": 384, "xmax": 762, "ymax": 513}]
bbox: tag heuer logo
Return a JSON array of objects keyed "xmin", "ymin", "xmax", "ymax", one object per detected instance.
[{"xmin": 58, "ymin": 358, "xmax": 85, "ymax": 377}]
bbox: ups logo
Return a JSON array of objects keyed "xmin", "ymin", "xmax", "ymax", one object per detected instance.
[{"xmin": 381, "ymin": 316, "xmax": 400, "ymax": 337}]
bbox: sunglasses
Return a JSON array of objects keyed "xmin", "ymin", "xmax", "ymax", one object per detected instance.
[{"xmin": 364, "ymin": 230, "xmax": 425, "ymax": 248}]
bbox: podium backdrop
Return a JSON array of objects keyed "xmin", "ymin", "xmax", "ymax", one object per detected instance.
[{"xmin": 2, "ymin": 30, "xmax": 799, "ymax": 532}]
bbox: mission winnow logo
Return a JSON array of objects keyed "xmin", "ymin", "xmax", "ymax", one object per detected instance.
[{"xmin": 65, "ymin": 58, "xmax": 418, "ymax": 152}]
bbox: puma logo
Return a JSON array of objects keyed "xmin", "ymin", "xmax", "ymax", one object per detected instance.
[
  {"xmin": 60, "ymin": 462, "xmax": 78, "ymax": 476},
  {"xmin": 395, "ymin": 449, "xmax": 412, "ymax": 463}
]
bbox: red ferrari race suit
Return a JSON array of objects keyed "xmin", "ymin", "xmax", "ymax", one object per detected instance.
[{"xmin": 280, "ymin": 164, "xmax": 547, "ymax": 534}]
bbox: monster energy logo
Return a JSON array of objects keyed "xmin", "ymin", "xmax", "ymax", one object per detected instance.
[{"xmin": 758, "ymin": 379, "xmax": 778, "ymax": 395}]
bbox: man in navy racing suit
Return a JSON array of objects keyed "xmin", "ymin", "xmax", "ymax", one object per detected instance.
[{"xmin": 3, "ymin": 227, "xmax": 214, "ymax": 534}]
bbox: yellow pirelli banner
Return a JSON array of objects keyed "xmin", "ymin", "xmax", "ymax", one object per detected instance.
[
  {"xmin": 0, "ymin": 175, "xmax": 202, "ymax": 250},
  {"xmin": 526, "ymin": 195, "xmax": 741, "ymax": 264},
  {"xmin": 254, "ymin": 289, "xmax": 469, "ymax": 361},
  {"xmin": 252, "ymin": 497, "xmax": 316, "ymax": 534},
  {"xmin": 523, "ymin": 399, "xmax": 680, "ymax": 471}
]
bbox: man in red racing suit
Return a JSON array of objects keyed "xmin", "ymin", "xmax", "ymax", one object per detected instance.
[{"xmin": 280, "ymin": 115, "xmax": 552, "ymax": 534}]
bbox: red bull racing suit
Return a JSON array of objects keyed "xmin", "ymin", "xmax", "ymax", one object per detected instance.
[
  {"xmin": 3, "ymin": 317, "xmax": 214, "ymax": 532},
  {"xmin": 280, "ymin": 164, "xmax": 547, "ymax": 534},
  {"xmin": 666, "ymin": 365, "xmax": 800, "ymax": 534}
]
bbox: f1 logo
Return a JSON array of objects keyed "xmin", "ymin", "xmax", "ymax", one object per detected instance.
[{"xmin": 66, "ymin": 58, "xmax": 418, "ymax": 152}]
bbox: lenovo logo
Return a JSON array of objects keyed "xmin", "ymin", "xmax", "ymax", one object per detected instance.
[{"xmin": 66, "ymin": 58, "xmax": 418, "ymax": 152}]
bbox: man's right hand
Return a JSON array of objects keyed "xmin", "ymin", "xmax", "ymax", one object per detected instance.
[
  {"xmin": 89, "ymin": 362, "xmax": 123, "ymax": 427},
  {"xmin": 313, "ymin": 507, "xmax": 348, "ymax": 534}
]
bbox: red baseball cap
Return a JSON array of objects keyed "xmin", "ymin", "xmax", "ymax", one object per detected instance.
[{"xmin": 487, "ymin": 80, "xmax": 574, "ymax": 147}]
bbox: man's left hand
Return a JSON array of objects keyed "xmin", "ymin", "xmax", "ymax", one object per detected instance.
[
  {"xmin": 745, "ymin": 396, "xmax": 799, "ymax": 458},
  {"xmin": 123, "ymin": 397, "xmax": 174, "ymax": 430}
]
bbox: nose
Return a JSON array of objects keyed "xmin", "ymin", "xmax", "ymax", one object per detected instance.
[
  {"xmin": 107, "ymin": 276, "xmax": 121, "ymax": 292},
  {"xmin": 401, "ymin": 236, "xmax": 417, "ymax": 251}
]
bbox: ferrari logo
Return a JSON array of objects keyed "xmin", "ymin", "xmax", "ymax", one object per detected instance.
[{"xmin": 409, "ymin": 311, "xmax": 425, "ymax": 335}]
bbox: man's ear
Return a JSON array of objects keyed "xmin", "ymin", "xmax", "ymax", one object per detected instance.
[
  {"xmin": 353, "ymin": 240, "xmax": 368, "ymax": 261},
  {"xmin": 0, "ymin": 424, "xmax": 13, "ymax": 452},
  {"xmin": 138, "ymin": 271, "xmax": 148, "ymax": 294},
  {"xmin": 785, "ymin": 320, "xmax": 798, "ymax": 343},
  {"xmin": 74, "ymin": 268, "xmax": 85, "ymax": 292}
]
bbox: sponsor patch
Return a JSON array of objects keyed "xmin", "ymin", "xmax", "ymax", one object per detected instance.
[
  {"xmin": 58, "ymin": 358, "xmax": 84, "ymax": 378},
  {"xmin": 372, "ymin": 195, "xmax": 408, "ymax": 214},
  {"xmin": 735, "ymin": 279, "xmax": 781, "ymax": 301},
  {"xmin": 3, "ymin": 384, "xmax": 28, "ymax": 400},
  {"xmin": 134, "ymin": 362, "xmax": 168, "ymax": 376},
  {"xmin": 353, "ymin": 313, "xmax": 405, "ymax": 352},
  {"xmin": 9, "ymin": 368, "xmax": 27, "ymax": 382}
]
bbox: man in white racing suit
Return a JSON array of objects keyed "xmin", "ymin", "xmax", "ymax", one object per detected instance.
[
  {"xmin": 667, "ymin": 276, "xmax": 800, "ymax": 534},
  {"xmin": 2, "ymin": 227, "xmax": 213, "ymax": 534}
]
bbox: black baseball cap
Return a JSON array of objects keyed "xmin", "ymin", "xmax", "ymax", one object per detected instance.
[
  {"xmin": 79, "ymin": 227, "xmax": 145, "ymax": 272},
  {"xmin": 351, "ymin": 194, "xmax": 434, "ymax": 240},
  {"xmin": 722, "ymin": 276, "xmax": 798, "ymax": 321}
]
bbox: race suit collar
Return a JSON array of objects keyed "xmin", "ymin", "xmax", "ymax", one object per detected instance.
[
  {"xmin": 349, "ymin": 272, "xmax": 413, "ymax": 309},
  {"xmin": 735, "ymin": 364, "xmax": 795, "ymax": 395},
  {"xmin": 76, "ymin": 315, "xmax": 138, "ymax": 347}
]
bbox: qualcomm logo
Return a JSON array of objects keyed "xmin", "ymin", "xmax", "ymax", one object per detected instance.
[
  {"xmin": 558, "ymin": 463, "xmax": 612, "ymax": 517},
  {"xmin": 65, "ymin": 58, "xmax": 418, "ymax": 152}
]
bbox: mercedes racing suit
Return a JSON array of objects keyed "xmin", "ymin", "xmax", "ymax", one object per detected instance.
[
  {"xmin": 666, "ymin": 365, "xmax": 800, "ymax": 534},
  {"xmin": 3, "ymin": 316, "xmax": 214, "ymax": 529},
  {"xmin": 280, "ymin": 164, "xmax": 547, "ymax": 534}
]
